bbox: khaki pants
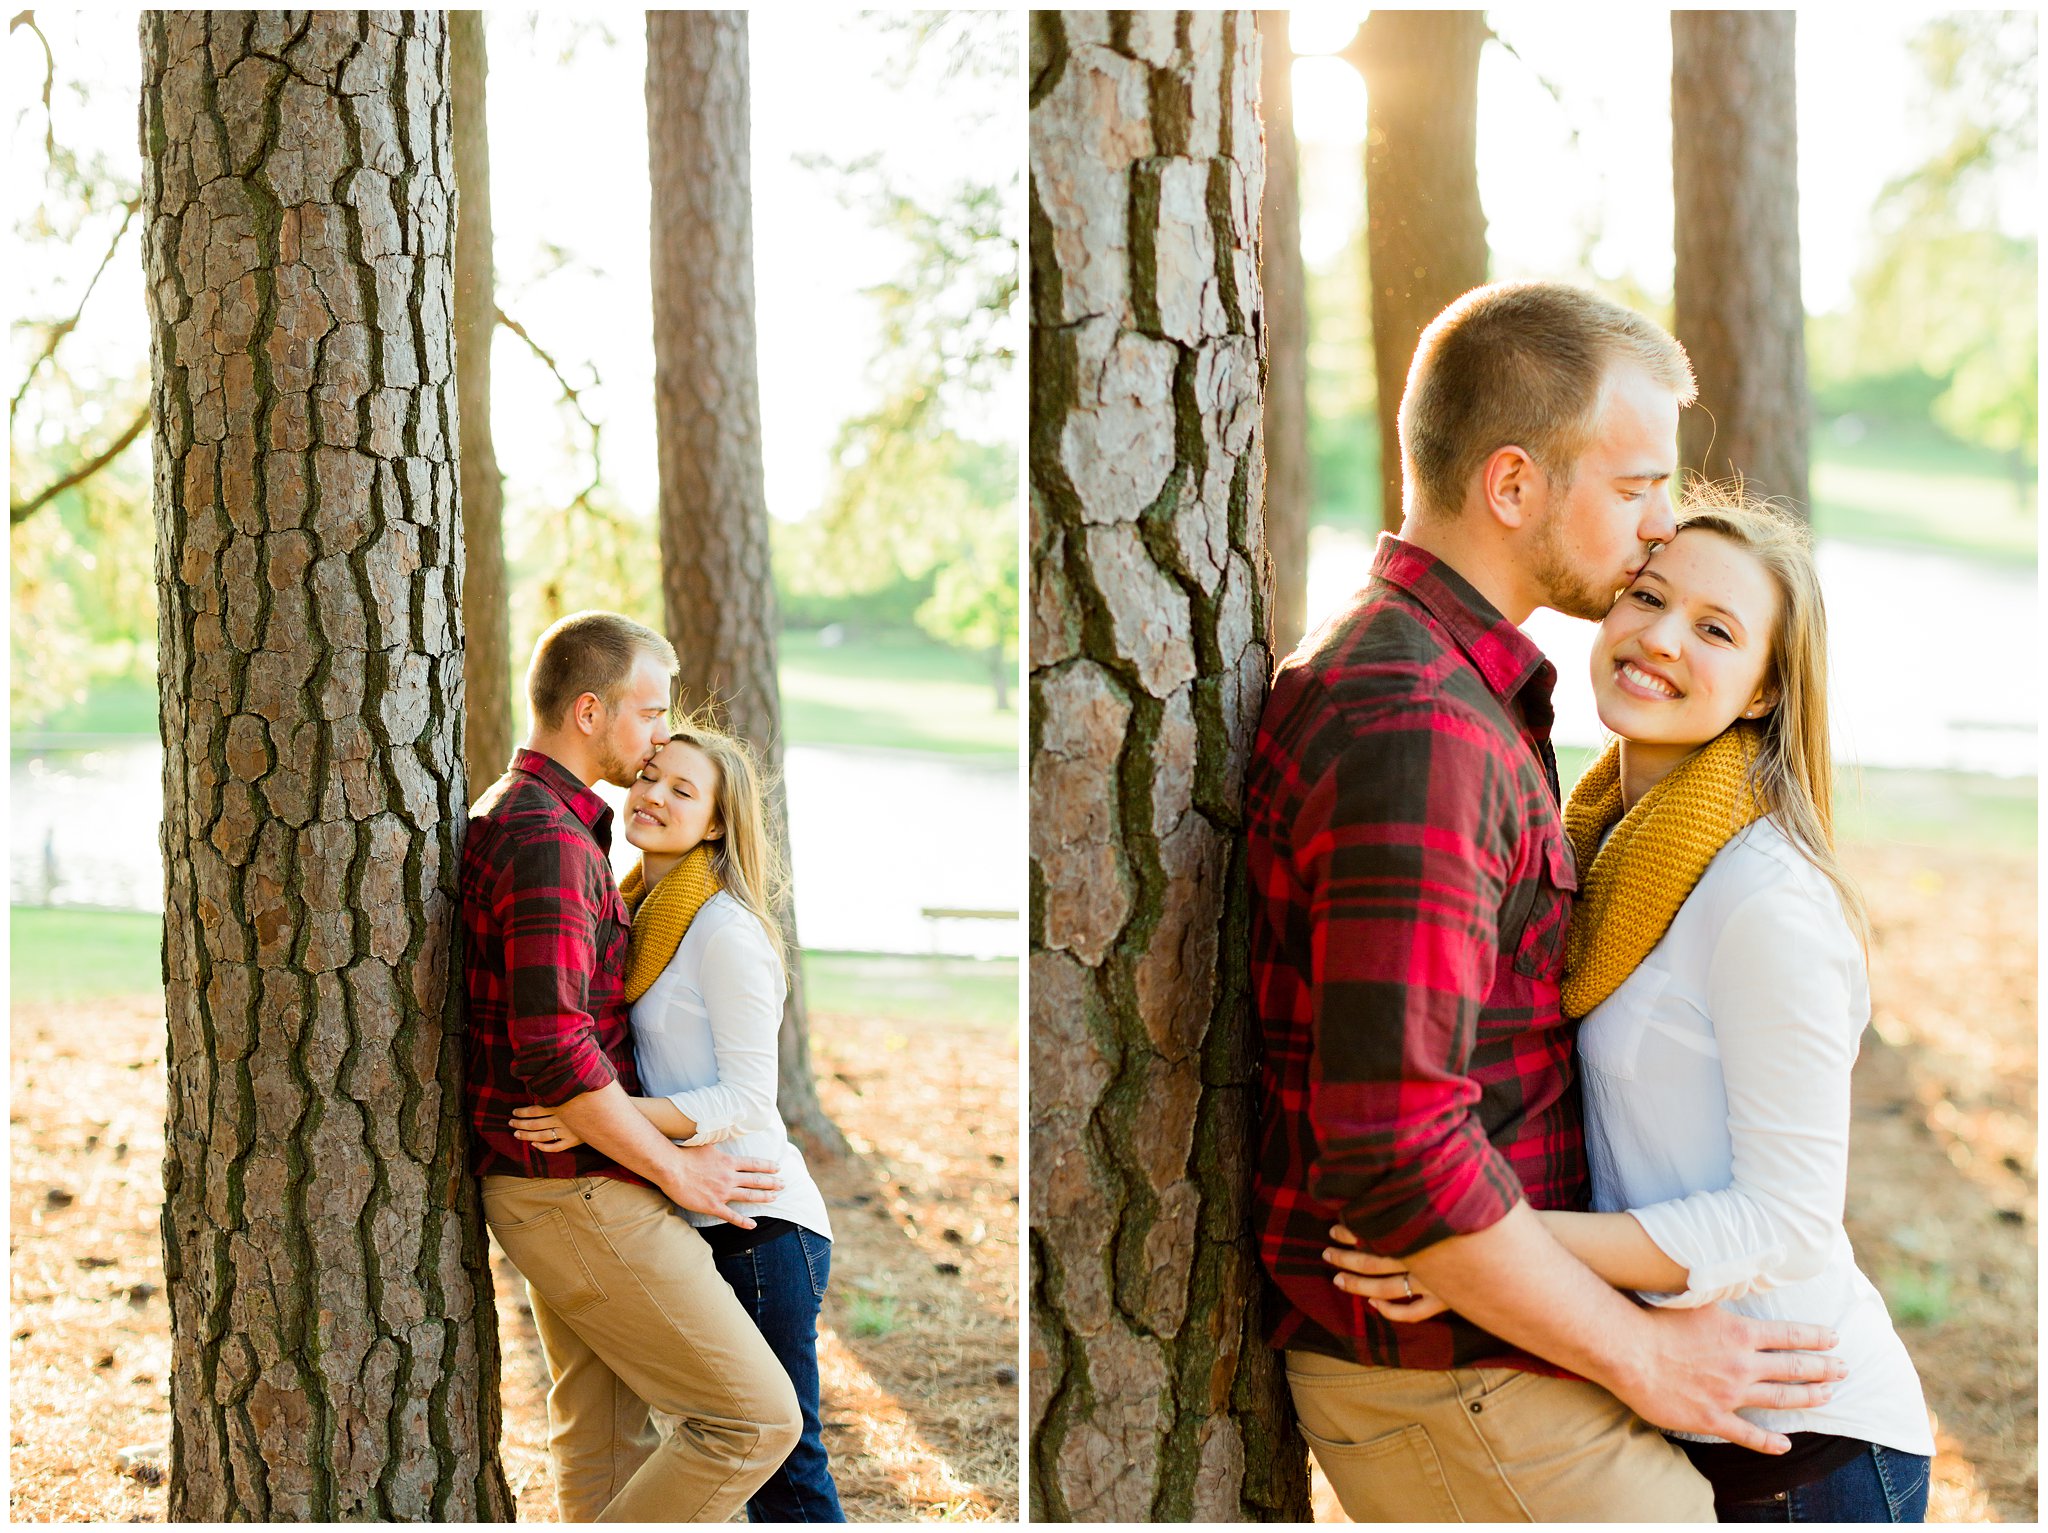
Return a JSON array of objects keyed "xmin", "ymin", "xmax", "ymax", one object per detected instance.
[
  {"xmin": 1285, "ymin": 1349, "xmax": 1715, "ymax": 1523},
  {"xmin": 483, "ymin": 1175, "xmax": 801, "ymax": 1523}
]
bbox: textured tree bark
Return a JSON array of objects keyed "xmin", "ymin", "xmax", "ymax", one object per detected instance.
[
  {"xmin": 645, "ymin": 11, "xmax": 843, "ymax": 1159},
  {"xmin": 1029, "ymin": 12, "xmax": 1307, "ymax": 1520},
  {"xmin": 141, "ymin": 12, "xmax": 511, "ymax": 1520},
  {"xmin": 1256, "ymin": 12, "xmax": 1309, "ymax": 657},
  {"xmin": 451, "ymin": 11, "xmax": 511, "ymax": 793},
  {"xmin": 1672, "ymin": 11, "xmax": 1811, "ymax": 516},
  {"xmin": 1359, "ymin": 11, "xmax": 1489, "ymax": 532}
]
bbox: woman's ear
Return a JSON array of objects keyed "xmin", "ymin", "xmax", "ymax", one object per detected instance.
[{"xmin": 1742, "ymin": 687, "xmax": 1779, "ymax": 720}]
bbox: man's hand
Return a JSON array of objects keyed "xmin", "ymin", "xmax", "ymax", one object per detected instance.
[
  {"xmin": 1610, "ymin": 1304, "xmax": 1845, "ymax": 1454},
  {"xmin": 660, "ymin": 1144, "xmax": 782, "ymax": 1229}
]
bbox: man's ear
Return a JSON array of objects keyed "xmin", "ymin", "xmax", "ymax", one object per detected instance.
[
  {"xmin": 1481, "ymin": 445, "xmax": 1542, "ymax": 530},
  {"xmin": 570, "ymin": 691, "xmax": 605, "ymax": 736}
]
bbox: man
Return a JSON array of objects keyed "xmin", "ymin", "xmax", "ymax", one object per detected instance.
[
  {"xmin": 461, "ymin": 610, "xmax": 801, "ymax": 1522},
  {"xmin": 1246, "ymin": 283, "xmax": 1845, "ymax": 1521}
]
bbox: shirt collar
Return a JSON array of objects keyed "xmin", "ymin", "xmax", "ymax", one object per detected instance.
[
  {"xmin": 512, "ymin": 747, "xmax": 615, "ymax": 851},
  {"xmin": 1372, "ymin": 533, "xmax": 1557, "ymax": 725}
]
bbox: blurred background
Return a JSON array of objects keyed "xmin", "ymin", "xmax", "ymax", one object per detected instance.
[
  {"xmin": 11, "ymin": 11, "xmax": 1020, "ymax": 960},
  {"xmin": 10, "ymin": 11, "xmax": 1018, "ymax": 1521},
  {"xmin": 1254, "ymin": 8, "xmax": 2034, "ymax": 1521}
]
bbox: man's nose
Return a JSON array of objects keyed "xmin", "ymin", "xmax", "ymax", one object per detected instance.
[{"xmin": 1642, "ymin": 487, "xmax": 1678, "ymax": 545}]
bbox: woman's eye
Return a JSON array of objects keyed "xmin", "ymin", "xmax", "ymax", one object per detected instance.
[
  {"xmin": 1703, "ymin": 624, "xmax": 1732, "ymax": 642},
  {"xmin": 1632, "ymin": 590, "xmax": 1660, "ymax": 607}
]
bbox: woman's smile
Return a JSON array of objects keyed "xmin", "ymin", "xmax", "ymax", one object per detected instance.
[{"xmin": 1614, "ymin": 658, "xmax": 1682, "ymax": 700}]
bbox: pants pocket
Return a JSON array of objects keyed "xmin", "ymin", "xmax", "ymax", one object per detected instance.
[
  {"xmin": 1296, "ymin": 1419, "xmax": 1462, "ymax": 1522},
  {"xmin": 486, "ymin": 1202, "xmax": 608, "ymax": 1317},
  {"xmin": 798, "ymin": 1230, "xmax": 832, "ymax": 1301}
]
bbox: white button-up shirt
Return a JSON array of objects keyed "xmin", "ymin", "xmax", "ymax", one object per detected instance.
[
  {"xmin": 630, "ymin": 890, "xmax": 832, "ymax": 1242},
  {"xmin": 1578, "ymin": 816, "xmax": 1932, "ymax": 1455}
]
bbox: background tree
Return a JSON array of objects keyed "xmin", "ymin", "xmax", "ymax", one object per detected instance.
[
  {"xmin": 792, "ymin": 13, "xmax": 1022, "ymax": 707},
  {"xmin": 645, "ymin": 9, "xmax": 841, "ymax": 1156},
  {"xmin": 1672, "ymin": 10, "xmax": 1811, "ymax": 513},
  {"xmin": 1355, "ymin": 11, "xmax": 1488, "ymax": 532},
  {"xmin": 452, "ymin": 11, "xmax": 511, "ymax": 793},
  {"xmin": 1029, "ymin": 11, "xmax": 1306, "ymax": 1520},
  {"xmin": 141, "ymin": 11, "xmax": 510, "ymax": 1518},
  {"xmin": 1257, "ymin": 11, "xmax": 1310, "ymax": 655},
  {"xmin": 1808, "ymin": 11, "xmax": 2037, "ymax": 496}
]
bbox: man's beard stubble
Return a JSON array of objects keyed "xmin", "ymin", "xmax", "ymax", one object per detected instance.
[{"xmin": 1529, "ymin": 500, "xmax": 1625, "ymax": 623}]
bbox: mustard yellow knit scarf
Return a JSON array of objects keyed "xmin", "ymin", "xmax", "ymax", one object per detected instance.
[
  {"xmin": 619, "ymin": 845, "xmax": 722, "ymax": 1003},
  {"xmin": 1560, "ymin": 724, "xmax": 1766, "ymax": 1019}
]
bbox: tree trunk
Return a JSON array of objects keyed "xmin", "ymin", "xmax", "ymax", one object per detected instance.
[
  {"xmin": 1028, "ymin": 12, "xmax": 1307, "ymax": 1520},
  {"xmin": 1358, "ymin": 11, "xmax": 1489, "ymax": 532},
  {"xmin": 1672, "ymin": 11, "xmax": 1810, "ymax": 515},
  {"xmin": 645, "ymin": 11, "xmax": 843, "ymax": 1160},
  {"xmin": 451, "ymin": 11, "xmax": 512, "ymax": 793},
  {"xmin": 1257, "ymin": 12, "xmax": 1310, "ymax": 655},
  {"xmin": 141, "ymin": 12, "xmax": 511, "ymax": 1520}
]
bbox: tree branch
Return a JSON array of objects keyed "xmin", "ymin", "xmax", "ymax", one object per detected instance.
[
  {"xmin": 10, "ymin": 10, "xmax": 56, "ymax": 161},
  {"xmin": 10, "ymin": 403, "xmax": 148, "ymax": 525},
  {"xmin": 12, "ymin": 195, "xmax": 141, "ymax": 416},
  {"xmin": 494, "ymin": 302, "xmax": 606, "ymax": 510}
]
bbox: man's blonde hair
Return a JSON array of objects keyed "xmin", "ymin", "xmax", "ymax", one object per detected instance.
[
  {"xmin": 526, "ymin": 610, "xmax": 678, "ymax": 730},
  {"xmin": 1400, "ymin": 281, "xmax": 1697, "ymax": 519}
]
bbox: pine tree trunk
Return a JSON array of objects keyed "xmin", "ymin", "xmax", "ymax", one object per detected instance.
[
  {"xmin": 1360, "ymin": 11, "xmax": 1489, "ymax": 532},
  {"xmin": 1672, "ymin": 11, "xmax": 1810, "ymax": 515},
  {"xmin": 451, "ymin": 11, "xmax": 512, "ymax": 792},
  {"xmin": 645, "ymin": 10, "xmax": 843, "ymax": 1159},
  {"xmin": 1257, "ymin": 12, "xmax": 1310, "ymax": 655},
  {"xmin": 1028, "ymin": 12, "xmax": 1307, "ymax": 1520},
  {"xmin": 141, "ymin": 12, "xmax": 511, "ymax": 1520}
]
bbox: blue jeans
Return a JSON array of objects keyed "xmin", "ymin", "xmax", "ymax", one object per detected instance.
[
  {"xmin": 1717, "ymin": 1444, "xmax": 1931, "ymax": 1522},
  {"xmin": 712, "ymin": 1226, "xmax": 845, "ymax": 1522}
]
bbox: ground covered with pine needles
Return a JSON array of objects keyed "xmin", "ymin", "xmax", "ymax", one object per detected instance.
[{"xmin": 9, "ymin": 996, "xmax": 1019, "ymax": 1522}]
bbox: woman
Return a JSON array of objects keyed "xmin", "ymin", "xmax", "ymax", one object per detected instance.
[
  {"xmin": 1326, "ymin": 492, "xmax": 1933, "ymax": 1521},
  {"xmin": 513, "ymin": 718, "xmax": 844, "ymax": 1523}
]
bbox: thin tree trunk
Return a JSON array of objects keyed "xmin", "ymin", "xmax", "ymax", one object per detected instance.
[
  {"xmin": 1672, "ymin": 11, "xmax": 1810, "ymax": 515},
  {"xmin": 1359, "ymin": 11, "xmax": 1489, "ymax": 531},
  {"xmin": 142, "ymin": 11, "xmax": 511, "ymax": 1519},
  {"xmin": 452, "ymin": 11, "xmax": 511, "ymax": 791},
  {"xmin": 1257, "ymin": 12, "xmax": 1310, "ymax": 655},
  {"xmin": 645, "ymin": 10, "xmax": 843, "ymax": 1159},
  {"xmin": 1029, "ymin": 11, "xmax": 1307, "ymax": 1520}
]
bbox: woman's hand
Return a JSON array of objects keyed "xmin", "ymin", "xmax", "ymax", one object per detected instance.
[
  {"xmin": 510, "ymin": 1103, "xmax": 586, "ymax": 1152},
  {"xmin": 1323, "ymin": 1223, "xmax": 1451, "ymax": 1322}
]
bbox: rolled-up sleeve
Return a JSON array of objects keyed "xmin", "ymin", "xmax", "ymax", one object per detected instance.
[
  {"xmin": 498, "ymin": 836, "xmax": 621, "ymax": 1106},
  {"xmin": 1628, "ymin": 883, "xmax": 1858, "ymax": 1307},
  {"xmin": 1304, "ymin": 715, "xmax": 1527, "ymax": 1256},
  {"xmin": 666, "ymin": 923, "xmax": 785, "ymax": 1145}
]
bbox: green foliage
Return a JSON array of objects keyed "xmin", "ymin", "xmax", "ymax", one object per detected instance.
[
  {"xmin": 785, "ymin": 13, "xmax": 1021, "ymax": 682},
  {"xmin": 1813, "ymin": 13, "xmax": 2038, "ymax": 472}
]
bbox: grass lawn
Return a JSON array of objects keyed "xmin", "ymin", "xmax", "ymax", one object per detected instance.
[
  {"xmin": 778, "ymin": 629, "xmax": 1017, "ymax": 756},
  {"xmin": 1557, "ymin": 744, "xmax": 2036, "ymax": 856},
  {"xmin": 7, "ymin": 906, "xmax": 1019, "ymax": 1027},
  {"xmin": 19, "ymin": 631, "xmax": 1018, "ymax": 758},
  {"xmin": 1811, "ymin": 433, "xmax": 2036, "ymax": 566}
]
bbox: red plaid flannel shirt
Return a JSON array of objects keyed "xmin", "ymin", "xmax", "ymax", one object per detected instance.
[
  {"xmin": 1248, "ymin": 535, "xmax": 1586, "ymax": 1374},
  {"xmin": 460, "ymin": 748, "xmax": 646, "ymax": 1185}
]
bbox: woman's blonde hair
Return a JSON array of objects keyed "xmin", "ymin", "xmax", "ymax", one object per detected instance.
[
  {"xmin": 655, "ymin": 713, "xmax": 792, "ymax": 976},
  {"xmin": 1670, "ymin": 483, "xmax": 1868, "ymax": 942}
]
